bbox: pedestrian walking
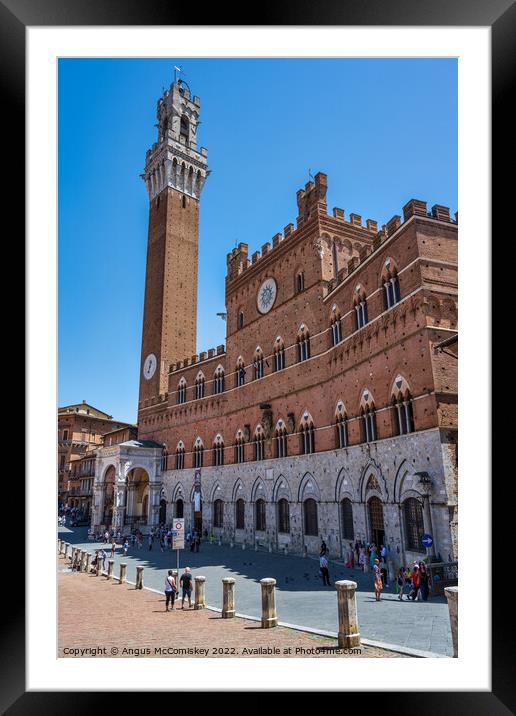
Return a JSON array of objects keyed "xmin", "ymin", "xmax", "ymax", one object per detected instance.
[
  {"xmin": 380, "ymin": 556, "xmax": 388, "ymax": 588},
  {"xmin": 111, "ymin": 541, "xmax": 116, "ymax": 558},
  {"xmin": 100, "ymin": 549, "xmax": 107, "ymax": 571},
  {"xmin": 320, "ymin": 553, "xmax": 331, "ymax": 586},
  {"xmin": 123, "ymin": 539, "xmax": 129, "ymax": 556},
  {"xmin": 373, "ymin": 558, "xmax": 383, "ymax": 601},
  {"xmin": 195, "ymin": 534, "xmax": 200, "ymax": 552},
  {"xmin": 104, "ymin": 530, "xmax": 109, "ymax": 544},
  {"xmin": 396, "ymin": 567, "xmax": 405, "ymax": 600},
  {"xmin": 409, "ymin": 562, "xmax": 420, "ymax": 600},
  {"xmin": 419, "ymin": 562, "xmax": 429, "ymax": 601},
  {"xmin": 359, "ymin": 547, "xmax": 366, "ymax": 572},
  {"xmin": 320, "ymin": 540, "xmax": 328, "ymax": 557},
  {"xmin": 180, "ymin": 567, "xmax": 193, "ymax": 609},
  {"xmin": 148, "ymin": 534, "xmax": 153, "ymax": 551},
  {"xmin": 164, "ymin": 570, "xmax": 177, "ymax": 612}
]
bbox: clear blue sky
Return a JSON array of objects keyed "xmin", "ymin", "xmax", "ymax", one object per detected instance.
[{"xmin": 58, "ymin": 58, "xmax": 457, "ymax": 424}]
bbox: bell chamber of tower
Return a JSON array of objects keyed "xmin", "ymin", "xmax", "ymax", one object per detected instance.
[{"xmin": 143, "ymin": 78, "xmax": 209, "ymax": 201}]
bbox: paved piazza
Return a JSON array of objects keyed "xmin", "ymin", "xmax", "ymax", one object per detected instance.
[{"xmin": 59, "ymin": 526, "xmax": 452, "ymax": 656}]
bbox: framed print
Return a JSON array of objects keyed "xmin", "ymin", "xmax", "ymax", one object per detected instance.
[{"xmin": 5, "ymin": 0, "xmax": 511, "ymax": 708}]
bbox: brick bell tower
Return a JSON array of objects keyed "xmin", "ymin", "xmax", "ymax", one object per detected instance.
[{"xmin": 138, "ymin": 77, "xmax": 209, "ymax": 408}]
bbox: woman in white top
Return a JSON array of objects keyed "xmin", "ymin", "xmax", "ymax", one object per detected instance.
[{"xmin": 164, "ymin": 570, "xmax": 177, "ymax": 612}]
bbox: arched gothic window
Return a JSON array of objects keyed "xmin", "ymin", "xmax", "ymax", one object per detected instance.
[
  {"xmin": 278, "ymin": 499, "xmax": 290, "ymax": 533},
  {"xmin": 234, "ymin": 431, "xmax": 245, "ymax": 464},
  {"xmin": 297, "ymin": 325, "xmax": 311, "ymax": 362},
  {"xmin": 275, "ymin": 421, "xmax": 288, "ymax": 458},
  {"xmin": 177, "ymin": 378, "xmax": 187, "ymax": 404},
  {"xmin": 255, "ymin": 498, "xmax": 266, "ymax": 531},
  {"xmin": 330, "ymin": 306, "xmax": 343, "ymax": 346},
  {"xmin": 193, "ymin": 439, "xmax": 204, "ymax": 468},
  {"xmin": 213, "ymin": 499, "xmax": 224, "ymax": 528},
  {"xmin": 254, "ymin": 426, "xmax": 265, "ymax": 461},
  {"xmin": 195, "ymin": 373, "xmax": 205, "ymax": 400},
  {"xmin": 404, "ymin": 497, "xmax": 425, "ymax": 551},
  {"xmin": 235, "ymin": 499, "xmax": 245, "ymax": 529},
  {"xmin": 253, "ymin": 348, "xmax": 264, "ymax": 380},
  {"xmin": 236, "ymin": 357, "xmax": 246, "ymax": 387},
  {"xmin": 303, "ymin": 499, "xmax": 318, "ymax": 536},
  {"xmin": 300, "ymin": 413, "xmax": 315, "ymax": 454},
  {"xmin": 214, "ymin": 366, "xmax": 225, "ymax": 394},
  {"xmin": 161, "ymin": 447, "xmax": 168, "ymax": 471},
  {"xmin": 383, "ymin": 259, "xmax": 401, "ymax": 310},
  {"xmin": 335, "ymin": 404, "xmax": 348, "ymax": 448},
  {"xmin": 175, "ymin": 442, "xmax": 185, "ymax": 470},
  {"xmin": 238, "ymin": 311, "xmax": 244, "ymax": 329},
  {"xmin": 296, "ymin": 272, "xmax": 305, "ymax": 293},
  {"xmin": 273, "ymin": 338, "xmax": 285, "ymax": 371},
  {"xmin": 341, "ymin": 498, "xmax": 354, "ymax": 540},
  {"xmin": 354, "ymin": 287, "xmax": 369, "ymax": 329},
  {"xmin": 213, "ymin": 435, "xmax": 224, "ymax": 466},
  {"xmin": 360, "ymin": 391, "xmax": 377, "ymax": 443}
]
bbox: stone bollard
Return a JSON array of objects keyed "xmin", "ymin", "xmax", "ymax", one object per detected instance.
[
  {"xmin": 260, "ymin": 578, "xmax": 278, "ymax": 628},
  {"xmin": 107, "ymin": 559, "xmax": 114, "ymax": 580},
  {"xmin": 242, "ymin": 543, "xmax": 245, "ymax": 550},
  {"xmin": 58, "ymin": 539, "xmax": 62, "ymax": 554},
  {"xmin": 222, "ymin": 577, "xmax": 236, "ymax": 619},
  {"xmin": 95, "ymin": 552, "xmax": 102, "ymax": 576},
  {"xmin": 268, "ymin": 542, "xmax": 272, "ymax": 553},
  {"xmin": 335, "ymin": 580, "xmax": 361, "ymax": 648},
  {"xmin": 303, "ymin": 545, "xmax": 308, "ymax": 558},
  {"xmin": 80, "ymin": 550, "xmax": 87, "ymax": 572},
  {"xmin": 218, "ymin": 538, "xmax": 222, "ymax": 546},
  {"xmin": 255, "ymin": 540, "xmax": 259, "ymax": 552},
  {"xmin": 283, "ymin": 545, "xmax": 288, "ymax": 556},
  {"xmin": 64, "ymin": 543, "xmax": 69, "ymax": 559},
  {"xmin": 85, "ymin": 553, "xmax": 91, "ymax": 573},
  {"xmin": 135, "ymin": 565, "xmax": 144, "ymax": 589},
  {"xmin": 119, "ymin": 563, "xmax": 127, "ymax": 584},
  {"xmin": 194, "ymin": 576, "xmax": 206, "ymax": 610},
  {"xmin": 445, "ymin": 586, "xmax": 458, "ymax": 657}
]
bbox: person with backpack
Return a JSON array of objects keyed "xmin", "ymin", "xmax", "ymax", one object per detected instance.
[
  {"xmin": 180, "ymin": 567, "xmax": 193, "ymax": 609},
  {"xmin": 164, "ymin": 570, "xmax": 177, "ymax": 612}
]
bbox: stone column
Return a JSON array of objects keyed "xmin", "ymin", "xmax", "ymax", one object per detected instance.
[
  {"xmin": 58, "ymin": 539, "xmax": 62, "ymax": 554},
  {"xmin": 148, "ymin": 482, "xmax": 162, "ymax": 528},
  {"xmin": 85, "ymin": 553, "xmax": 91, "ymax": 573},
  {"xmin": 222, "ymin": 578, "xmax": 235, "ymax": 619},
  {"xmin": 194, "ymin": 576, "xmax": 206, "ymax": 610},
  {"xmin": 260, "ymin": 578, "xmax": 277, "ymax": 628},
  {"xmin": 80, "ymin": 550, "xmax": 87, "ymax": 572},
  {"xmin": 119, "ymin": 563, "xmax": 127, "ymax": 583},
  {"xmin": 136, "ymin": 565, "xmax": 144, "ymax": 589},
  {"xmin": 335, "ymin": 580, "xmax": 361, "ymax": 648},
  {"xmin": 107, "ymin": 559, "xmax": 114, "ymax": 580},
  {"xmin": 445, "ymin": 586, "xmax": 458, "ymax": 657},
  {"xmin": 92, "ymin": 483, "xmax": 105, "ymax": 531},
  {"xmin": 111, "ymin": 483, "xmax": 127, "ymax": 533},
  {"xmin": 95, "ymin": 551, "xmax": 102, "ymax": 576}
]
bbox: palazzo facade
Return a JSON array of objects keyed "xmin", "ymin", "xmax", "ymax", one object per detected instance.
[{"xmin": 91, "ymin": 78, "xmax": 458, "ymax": 570}]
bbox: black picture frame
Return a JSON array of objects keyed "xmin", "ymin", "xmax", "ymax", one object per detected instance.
[{"xmin": 7, "ymin": 0, "xmax": 509, "ymax": 709}]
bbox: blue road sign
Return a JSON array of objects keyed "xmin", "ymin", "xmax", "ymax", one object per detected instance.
[{"xmin": 421, "ymin": 533, "xmax": 433, "ymax": 548}]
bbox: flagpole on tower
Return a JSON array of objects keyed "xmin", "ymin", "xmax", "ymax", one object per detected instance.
[{"xmin": 174, "ymin": 65, "xmax": 183, "ymax": 82}]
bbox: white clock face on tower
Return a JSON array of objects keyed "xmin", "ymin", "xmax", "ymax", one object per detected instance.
[
  {"xmin": 143, "ymin": 353, "xmax": 157, "ymax": 380},
  {"xmin": 257, "ymin": 278, "xmax": 277, "ymax": 314}
]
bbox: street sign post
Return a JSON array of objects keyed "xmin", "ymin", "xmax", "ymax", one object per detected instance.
[{"xmin": 172, "ymin": 518, "xmax": 185, "ymax": 577}]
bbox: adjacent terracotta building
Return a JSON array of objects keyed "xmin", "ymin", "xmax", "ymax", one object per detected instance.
[{"xmin": 92, "ymin": 78, "xmax": 458, "ymax": 569}]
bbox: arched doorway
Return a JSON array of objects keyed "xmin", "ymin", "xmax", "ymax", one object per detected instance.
[
  {"xmin": 127, "ymin": 467, "xmax": 150, "ymax": 528},
  {"xmin": 368, "ymin": 496, "xmax": 385, "ymax": 546},
  {"xmin": 103, "ymin": 466, "xmax": 115, "ymax": 527}
]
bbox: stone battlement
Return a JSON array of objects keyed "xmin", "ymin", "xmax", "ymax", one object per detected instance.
[{"xmin": 170, "ymin": 343, "xmax": 226, "ymax": 374}]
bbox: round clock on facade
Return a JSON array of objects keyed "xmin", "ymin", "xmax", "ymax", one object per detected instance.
[
  {"xmin": 257, "ymin": 278, "xmax": 277, "ymax": 314},
  {"xmin": 143, "ymin": 353, "xmax": 157, "ymax": 380}
]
